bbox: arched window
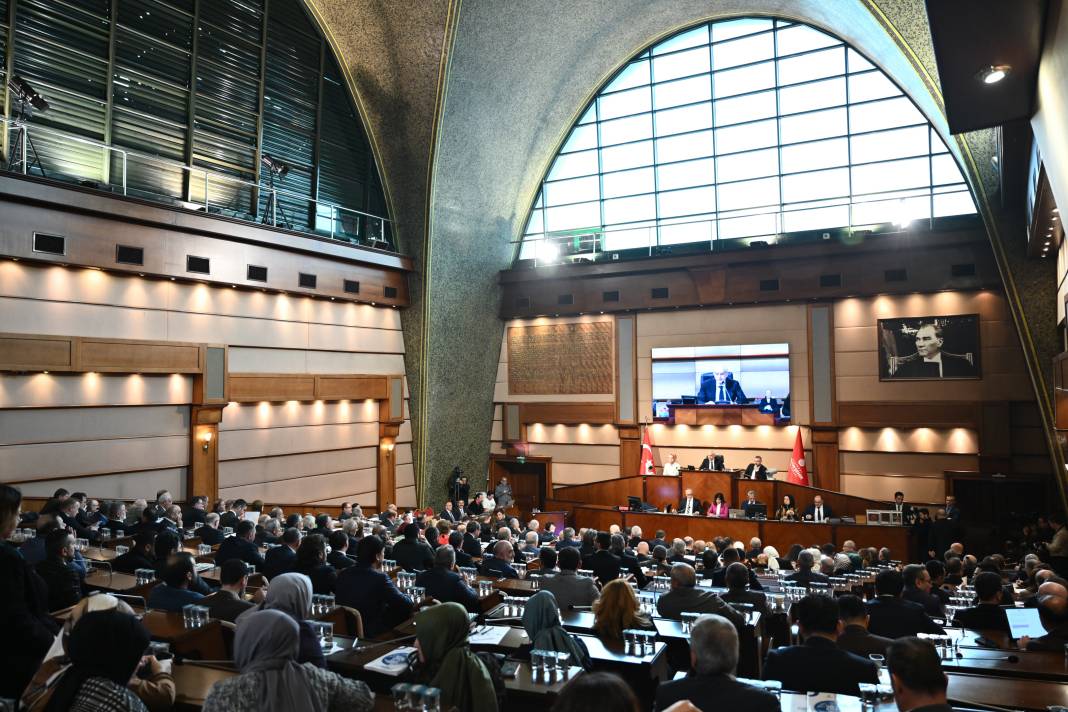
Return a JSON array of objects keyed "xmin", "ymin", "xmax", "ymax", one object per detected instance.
[{"xmin": 518, "ymin": 18, "xmax": 974, "ymax": 262}]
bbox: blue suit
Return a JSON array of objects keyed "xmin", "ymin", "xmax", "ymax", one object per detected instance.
[
  {"xmin": 416, "ymin": 566, "xmax": 481, "ymax": 612},
  {"xmin": 147, "ymin": 583, "xmax": 205, "ymax": 612},
  {"xmin": 480, "ymin": 555, "xmax": 519, "ymax": 579}
]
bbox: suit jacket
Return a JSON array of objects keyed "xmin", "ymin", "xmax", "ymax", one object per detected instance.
[
  {"xmin": 454, "ymin": 548, "xmax": 475, "ymax": 568},
  {"xmin": 766, "ymin": 637, "xmax": 878, "ymax": 696},
  {"xmin": 540, "ymin": 570, "xmax": 600, "ymax": 610},
  {"xmin": 415, "ymin": 566, "xmax": 480, "ymax": 612},
  {"xmin": 200, "ymin": 588, "xmax": 253, "ymax": 623},
  {"xmin": 35, "ymin": 557, "xmax": 84, "ymax": 612},
  {"xmin": 262, "ymin": 545, "xmax": 297, "ymax": 580},
  {"xmin": 802, "ymin": 503, "xmax": 834, "ymax": 521},
  {"xmin": 656, "ymin": 587, "xmax": 745, "ymax": 628},
  {"xmin": 215, "ymin": 536, "xmax": 265, "ymax": 569},
  {"xmin": 184, "ymin": 508, "xmax": 207, "ymax": 526},
  {"xmin": 954, "ymin": 603, "xmax": 1010, "ymax": 634},
  {"xmin": 755, "ymin": 396, "xmax": 777, "ymax": 413},
  {"xmin": 902, "ymin": 587, "xmax": 944, "ymax": 617},
  {"xmin": 219, "ymin": 511, "xmax": 240, "ymax": 530},
  {"xmin": 113, "ymin": 549, "xmax": 155, "ymax": 574},
  {"xmin": 480, "ymin": 555, "xmax": 519, "ymax": 579},
  {"xmin": 392, "ymin": 537, "xmax": 435, "ymax": 572},
  {"xmin": 744, "ymin": 464, "xmax": 769, "ymax": 480},
  {"xmin": 104, "ymin": 519, "xmax": 129, "ymax": 536},
  {"xmin": 615, "ymin": 550, "xmax": 649, "ymax": 588},
  {"xmin": 836, "ymin": 624, "xmax": 892, "ymax": 657},
  {"xmin": 656, "ymin": 673, "xmax": 779, "ymax": 712},
  {"xmin": 196, "ymin": 525, "xmax": 225, "ymax": 546},
  {"xmin": 295, "ymin": 562, "xmax": 337, "ymax": 594},
  {"xmin": 585, "ymin": 549, "xmax": 623, "ymax": 587},
  {"xmin": 461, "ymin": 534, "xmax": 483, "ymax": 560},
  {"xmin": 147, "ymin": 583, "xmax": 205, "ymax": 612},
  {"xmin": 865, "ymin": 596, "xmax": 945, "ymax": 638},
  {"xmin": 710, "ymin": 568, "xmax": 764, "ymax": 591},
  {"xmin": 326, "ymin": 550, "xmax": 355, "ymax": 570},
  {"xmin": 698, "ymin": 457, "xmax": 723, "ymax": 472},
  {"xmin": 785, "ymin": 569, "xmax": 830, "ymax": 586},
  {"xmin": 678, "ymin": 496, "xmax": 704, "ymax": 516},
  {"xmin": 335, "ymin": 564, "xmax": 414, "ymax": 637},
  {"xmin": 438, "ymin": 509, "xmax": 457, "ymax": 523},
  {"xmin": 0, "ymin": 541, "xmax": 58, "ymax": 698},
  {"xmin": 894, "ymin": 351, "xmax": 974, "ymax": 379},
  {"xmin": 721, "ymin": 588, "xmax": 769, "ymax": 617},
  {"xmin": 698, "ymin": 376, "xmax": 747, "ymax": 404}
]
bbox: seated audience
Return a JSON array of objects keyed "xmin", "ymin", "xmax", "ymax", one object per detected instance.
[
  {"xmin": 721, "ymin": 562, "xmax": 769, "ymax": 617},
  {"xmin": 113, "ymin": 531, "xmax": 157, "ymax": 574},
  {"xmin": 655, "ymin": 614, "xmax": 778, "ymax": 711},
  {"xmin": 203, "ymin": 609, "xmax": 374, "ymax": 712},
  {"xmin": 35, "ymin": 529, "xmax": 85, "ymax": 612},
  {"xmin": 522, "ymin": 590, "xmax": 592, "ymax": 669},
  {"xmin": 263, "ymin": 527, "xmax": 300, "ymax": 580},
  {"xmin": 294, "ymin": 533, "xmax": 337, "ymax": 594},
  {"xmin": 147, "ymin": 553, "xmax": 206, "ymax": 612},
  {"xmin": 657, "ymin": 563, "xmax": 745, "ymax": 628},
  {"xmin": 416, "ymin": 545, "xmax": 480, "ymax": 612},
  {"xmin": 413, "ymin": 602, "xmax": 499, "ymax": 712},
  {"xmin": 327, "ymin": 530, "xmax": 355, "ymax": 570},
  {"xmin": 541, "ymin": 547, "xmax": 600, "ymax": 610},
  {"xmin": 866, "ymin": 569, "xmax": 945, "ymax": 638},
  {"xmin": 902, "ymin": 563, "xmax": 944, "ymax": 617},
  {"xmin": 335, "ymin": 535, "xmax": 414, "ymax": 637},
  {"xmin": 480, "ymin": 540, "xmax": 520, "ymax": 579},
  {"xmin": 256, "ymin": 517, "xmax": 282, "ymax": 546},
  {"xmin": 593, "ymin": 578, "xmax": 655, "ymax": 645},
  {"xmin": 764, "ymin": 593, "xmax": 878, "ymax": 695},
  {"xmin": 448, "ymin": 530, "xmax": 474, "ymax": 567},
  {"xmin": 309, "ymin": 513, "xmax": 333, "ymax": 540},
  {"xmin": 553, "ymin": 672, "xmax": 640, "ymax": 712},
  {"xmin": 462, "ymin": 522, "xmax": 483, "ymax": 559},
  {"xmin": 836, "ymin": 594, "xmax": 892, "ymax": 657},
  {"xmin": 785, "ymin": 550, "xmax": 830, "ymax": 586},
  {"xmin": 538, "ymin": 546, "xmax": 558, "ymax": 574},
  {"xmin": 1020, "ymin": 581, "xmax": 1068, "ymax": 650},
  {"xmin": 216, "ymin": 520, "xmax": 266, "ymax": 570},
  {"xmin": 184, "ymin": 495, "xmax": 208, "ymax": 527},
  {"xmin": 236, "ymin": 572, "xmax": 326, "ymax": 667},
  {"xmin": 583, "ymin": 531, "xmax": 622, "ymax": 587},
  {"xmin": 611, "ymin": 533, "xmax": 649, "ymax": 587},
  {"xmin": 709, "ymin": 547, "xmax": 764, "ymax": 590},
  {"xmin": 200, "ymin": 559, "xmax": 259, "ymax": 623},
  {"xmin": 886, "ymin": 637, "xmax": 951, "ymax": 712},
  {"xmin": 219, "ymin": 499, "xmax": 246, "ymax": 530},
  {"xmin": 103, "ymin": 501, "xmax": 129, "ymax": 534},
  {"xmin": 953, "ymin": 571, "xmax": 1010, "ymax": 634},
  {"xmin": 393, "ymin": 521, "xmax": 436, "ymax": 572},
  {"xmin": 196, "ymin": 512, "xmax": 225, "ymax": 546}
]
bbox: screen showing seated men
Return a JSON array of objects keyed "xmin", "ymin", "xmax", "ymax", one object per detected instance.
[{"xmin": 651, "ymin": 344, "xmax": 790, "ymax": 421}]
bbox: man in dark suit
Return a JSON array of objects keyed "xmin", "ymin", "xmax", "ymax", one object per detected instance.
[
  {"xmin": 462, "ymin": 521, "xmax": 483, "ymax": 559},
  {"xmin": 185, "ymin": 496, "xmax": 208, "ymax": 527},
  {"xmin": 866, "ymin": 569, "xmax": 945, "ymax": 638},
  {"xmin": 892, "ymin": 323, "xmax": 975, "ymax": 379},
  {"xmin": 698, "ymin": 369, "xmax": 747, "ymax": 404},
  {"xmin": 720, "ymin": 562, "xmax": 769, "ymax": 618},
  {"xmin": 944, "ymin": 495, "xmax": 961, "ymax": 523},
  {"xmin": 103, "ymin": 501, "xmax": 130, "ymax": 536},
  {"xmin": 35, "ymin": 530, "xmax": 85, "ymax": 611},
  {"xmin": 744, "ymin": 456, "xmax": 769, "ymax": 480},
  {"xmin": 438, "ymin": 501, "xmax": 457, "ymax": 523},
  {"xmin": 392, "ymin": 521, "xmax": 435, "ymax": 572},
  {"xmin": 655, "ymin": 614, "xmax": 779, "ymax": 712},
  {"xmin": 678, "ymin": 488, "xmax": 703, "ymax": 516},
  {"xmin": 785, "ymin": 551, "xmax": 830, "ymax": 586},
  {"xmin": 199, "ymin": 559, "xmax": 257, "ymax": 623},
  {"xmin": 953, "ymin": 571, "xmax": 1010, "ymax": 634},
  {"xmin": 147, "ymin": 553, "xmax": 206, "ymax": 612},
  {"xmin": 113, "ymin": 530, "xmax": 157, "ymax": 574},
  {"xmin": 262, "ymin": 527, "xmax": 300, "ymax": 580},
  {"xmin": 901, "ymin": 564, "xmax": 943, "ymax": 617},
  {"xmin": 196, "ymin": 512, "xmax": 225, "ymax": 546},
  {"xmin": 585, "ymin": 531, "xmax": 623, "ymax": 587},
  {"xmin": 764, "ymin": 593, "xmax": 879, "ymax": 696},
  {"xmin": 836, "ymin": 594, "xmax": 892, "ymax": 657},
  {"xmin": 480, "ymin": 540, "xmax": 519, "ymax": 579},
  {"xmin": 649, "ymin": 530, "xmax": 667, "ymax": 552},
  {"xmin": 327, "ymin": 530, "xmax": 356, "ymax": 570},
  {"xmin": 886, "ymin": 637, "xmax": 954, "ymax": 712},
  {"xmin": 656, "ymin": 563, "xmax": 745, "ymax": 627},
  {"xmin": 335, "ymin": 535, "xmax": 414, "ymax": 637},
  {"xmin": 741, "ymin": 490, "xmax": 764, "ymax": 519},
  {"xmin": 219, "ymin": 499, "xmax": 246, "ymax": 531},
  {"xmin": 890, "ymin": 491, "xmax": 914, "ymax": 524},
  {"xmin": 802, "ymin": 495, "xmax": 833, "ymax": 523},
  {"xmin": 447, "ymin": 531, "xmax": 474, "ymax": 567},
  {"xmin": 698, "ymin": 451, "xmax": 724, "ymax": 471},
  {"xmin": 926, "ymin": 509, "xmax": 960, "ymax": 560},
  {"xmin": 309, "ymin": 514, "xmax": 333, "ymax": 540},
  {"xmin": 415, "ymin": 545, "xmax": 480, "ymax": 613},
  {"xmin": 215, "ymin": 520, "xmax": 265, "ymax": 570},
  {"xmin": 710, "ymin": 549, "xmax": 764, "ymax": 591},
  {"xmin": 610, "ymin": 534, "xmax": 648, "ymax": 588}
]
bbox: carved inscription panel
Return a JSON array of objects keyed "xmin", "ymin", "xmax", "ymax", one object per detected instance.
[{"xmin": 507, "ymin": 322, "xmax": 614, "ymax": 395}]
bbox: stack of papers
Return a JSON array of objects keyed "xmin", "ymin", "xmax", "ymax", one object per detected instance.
[
  {"xmin": 469, "ymin": 626, "xmax": 513, "ymax": 646},
  {"xmin": 365, "ymin": 646, "xmax": 416, "ymax": 676}
]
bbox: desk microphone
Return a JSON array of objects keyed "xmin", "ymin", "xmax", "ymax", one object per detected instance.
[{"xmin": 965, "ymin": 653, "xmax": 1019, "ymax": 662}]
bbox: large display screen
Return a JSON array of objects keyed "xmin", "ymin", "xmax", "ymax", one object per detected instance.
[{"xmin": 651, "ymin": 343, "xmax": 791, "ymax": 421}]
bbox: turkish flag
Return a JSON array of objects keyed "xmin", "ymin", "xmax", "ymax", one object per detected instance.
[
  {"xmin": 788, "ymin": 429, "xmax": 809, "ymax": 485},
  {"xmin": 639, "ymin": 426, "xmax": 656, "ymax": 475}
]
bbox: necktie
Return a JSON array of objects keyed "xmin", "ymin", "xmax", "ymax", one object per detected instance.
[
  {"xmin": 686, "ymin": 499, "xmax": 691, "ymax": 515},
  {"xmin": 717, "ymin": 385, "xmax": 725, "ymax": 402},
  {"xmin": 816, "ymin": 507, "xmax": 822, "ymax": 522}
]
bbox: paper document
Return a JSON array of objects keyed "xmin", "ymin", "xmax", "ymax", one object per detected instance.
[{"xmin": 469, "ymin": 625, "xmax": 512, "ymax": 646}]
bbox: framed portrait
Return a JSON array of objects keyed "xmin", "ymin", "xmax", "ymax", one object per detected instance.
[{"xmin": 878, "ymin": 314, "xmax": 981, "ymax": 380}]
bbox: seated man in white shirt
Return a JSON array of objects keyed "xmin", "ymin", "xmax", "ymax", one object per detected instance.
[{"xmin": 662, "ymin": 453, "xmax": 681, "ymax": 476}]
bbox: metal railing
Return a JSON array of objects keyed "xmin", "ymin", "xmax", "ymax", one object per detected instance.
[{"xmin": 1, "ymin": 118, "xmax": 394, "ymax": 251}]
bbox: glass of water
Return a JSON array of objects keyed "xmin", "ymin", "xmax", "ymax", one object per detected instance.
[
  {"xmin": 555, "ymin": 651, "xmax": 570, "ymax": 677},
  {"xmin": 198, "ymin": 544, "xmax": 211, "ymax": 556},
  {"xmin": 391, "ymin": 683, "xmax": 410, "ymax": 711},
  {"xmin": 100, "ymin": 528, "xmax": 111, "ymax": 540},
  {"xmin": 531, "ymin": 650, "xmax": 545, "ymax": 677},
  {"xmin": 182, "ymin": 604, "xmax": 198, "ymax": 629},
  {"xmin": 222, "ymin": 527, "xmax": 234, "ymax": 537},
  {"xmin": 422, "ymin": 687, "xmax": 441, "ymax": 712},
  {"xmin": 115, "ymin": 545, "xmax": 129, "ymax": 556}
]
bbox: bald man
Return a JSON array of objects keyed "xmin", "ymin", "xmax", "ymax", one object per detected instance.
[
  {"xmin": 480, "ymin": 539, "xmax": 519, "ymax": 579},
  {"xmin": 1020, "ymin": 581, "xmax": 1068, "ymax": 651}
]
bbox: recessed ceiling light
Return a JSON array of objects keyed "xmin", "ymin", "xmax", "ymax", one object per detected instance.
[
  {"xmin": 1053, "ymin": 208, "xmax": 1060, "ymax": 214},
  {"xmin": 977, "ymin": 65, "xmax": 1011, "ymax": 84}
]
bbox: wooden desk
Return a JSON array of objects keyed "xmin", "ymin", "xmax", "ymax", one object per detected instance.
[
  {"xmin": 947, "ymin": 671, "xmax": 1068, "ymax": 711},
  {"xmin": 172, "ymin": 663, "xmax": 236, "ymax": 711},
  {"xmin": 944, "ymin": 647, "xmax": 1068, "ymax": 681},
  {"xmin": 84, "ymin": 570, "xmax": 142, "ymax": 593},
  {"xmin": 668, "ymin": 404, "xmax": 778, "ymax": 426},
  {"xmin": 82, "ymin": 546, "xmax": 119, "ymax": 562}
]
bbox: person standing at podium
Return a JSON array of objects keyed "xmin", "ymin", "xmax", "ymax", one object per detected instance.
[
  {"xmin": 662, "ymin": 453, "xmax": 681, "ymax": 476},
  {"xmin": 679, "ymin": 489, "xmax": 703, "ymax": 516},
  {"xmin": 743, "ymin": 455, "xmax": 768, "ymax": 480}
]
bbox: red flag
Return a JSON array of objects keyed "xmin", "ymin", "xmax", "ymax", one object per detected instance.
[
  {"xmin": 639, "ymin": 426, "xmax": 656, "ymax": 475},
  {"xmin": 788, "ymin": 429, "xmax": 809, "ymax": 485}
]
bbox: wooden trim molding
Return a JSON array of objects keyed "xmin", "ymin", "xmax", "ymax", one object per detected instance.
[
  {"xmin": 0, "ymin": 332, "xmax": 206, "ymax": 374},
  {"xmin": 836, "ymin": 401, "xmax": 982, "ymax": 428},
  {"xmin": 228, "ymin": 373, "xmax": 401, "ymax": 403},
  {"xmin": 517, "ymin": 402, "xmax": 616, "ymax": 426}
]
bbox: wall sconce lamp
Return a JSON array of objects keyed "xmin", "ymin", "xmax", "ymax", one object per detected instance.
[{"xmin": 201, "ymin": 431, "xmax": 213, "ymax": 451}]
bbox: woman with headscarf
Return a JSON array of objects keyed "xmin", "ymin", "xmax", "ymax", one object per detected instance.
[
  {"xmin": 43, "ymin": 610, "xmax": 150, "ymax": 712},
  {"xmin": 413, "ymin": 602, "xmax": 498, "ymax": 712},
  {"xmin": 235, "ymin": 572, "xmax": 326, "ymax": 668},
  {"xmin": 762, "ymin": 545, "xmax": 782, "ymax": 572},
  {"xmin": 204, "ymin": 609, "xmax": 373, "ymax": 712},
  {"xmin": 521, "ymin": 591, "xmax": 591, "ymax": 669}
]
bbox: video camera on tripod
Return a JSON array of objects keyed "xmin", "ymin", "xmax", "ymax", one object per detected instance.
[{"xmin": 3, "ymin": 76, "xmax": 49, "ymax": 176}]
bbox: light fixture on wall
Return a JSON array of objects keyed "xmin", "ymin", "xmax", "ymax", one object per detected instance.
[
  {"xmin": 976, "ymin": 64, "xmax": 1011, "ymax": 84},
  {"xmin": 201, "ymin": 431, "xmax": 213, "ymax": 451}
]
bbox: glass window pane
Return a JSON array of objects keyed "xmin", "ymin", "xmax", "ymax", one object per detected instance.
[
  {"xmin": 852, "ymin": 194, "xmax": 930, "ymax": 226},
  {"xmin": 779, "ymin": 76, "xmax": 845, "ymax": 115},
  {"xmin": 657, "ymin": 129, "xmax": 714, "ymax": 162},
  {"xmin": 598, "ymin": 86, "xmax": 651, "ymax": 121},
  {"xmin": 657, "ymin": 157, "xmax": 714, "ymax": 191},
  {"xmin": 602, "ymin": 167, "xmax": 654, "ymax": 198},
  {"xmin": 783, "ymin": 204, "xmax": 849, "ymax": 232},
  {"xmin": 718, "ymin": 147, "xmax": 778, "ymax": 182},
  {"xmin": 659, "ymin": 185, "xmax": 717, "ymax": 217},
  {"xmin": 545, "ymin": 201, "xmax": 600, "ymax": 231},
  {"xmin": 712, "ymin": 18, "xmax": 772, "ymax": 42},
  {"xmin": 600, "ymin": 114, "xmax": 652, "ymax": 146},
  {"xmin": 781, "ymin": 137, "xmax": 849, "ymax": 173},
  {"xmin": 848, "ymin": 71, "xmax": 900, "ymax": 103},
  {"xmin": 713, "ymin": 61, "xmax": 776, "ymax": 97},
  {"xmin": 716, "ymin": 119, "xmax": 777, "ymax": 153},
  {"xmin": 850, "ymin": 125, "xmax": 929, "ymax": 163},
  {"xmin": 524, "ymin": 208, "xmax": 544, "ymax": 235},
  {"xmin": 718, "ymin": 176, "xmax": 779, "ymax": 211},
  {"xmin": 781, "ymin": 167, "xmax": 850, "ymax": 202},
  {"xmin": 776, "ymin": 24, "xmax": 840, "ymax": 56},
  {"xmin": 850, "ymin": 96, "xmax": 925, "ymax": 133},
  {"xmin": 715, "ymin": 90, "xmax": 776, "ymax": 126},
  {"xmin": 932, "ymin": 154, "xmax": 965, "ymax": 186},
  {"xmin": 712, "ymin": 32, "xmax": 774, "ymax": 70},
  {"xmin": 603, "ymin": 194, "xmax": 656, "ymax": 225},
  {"xmin": 519, "ymin": 240, "xmax": 537, "ymax": 260},
  {"xmin": 561, "ymin": 124, "xmax": 597, "ymax": 153},
  {"xmin": 547, "ymin": 149, "xmax": 598, "ymax": 180},
  {"xmin": 778, "ymin": 47, "xmax": 844, "ymax": 86},
  {"xmin": 603, "ymin": 221, "xmax": 655, "ymax": 250},
  {"xmin": 605, "ymin": 60, "xmax": 650, "ymax": 93},
  {"xmin": 578, "ymin": 104, "xmax": 597, "ymax": 124},
  {"xmin": 847, "ymin": 48, "xmax": 874, "ymax": 73},
  {"xmin": 659, "ymin": 214, "xmax": 716, "ymax": 244},
  {"xmin": 544, "ymin": 175, "xmax": 600, "ymax": 206},
  {"xmin": 654, "ymin": 25, "xmax": 709, "ymax": 55},
  {"xmin": 652, "ymin": 46, "xmax": 710, "ymax": 82},
  {"xmin": 931, "ymin": 127, "xmax": 950, "ymax": 154},
  {"xmin": 601, "ymin": 140, "xmax": 654, "ymax": 172},
  {"xmin": 933, "ymin": 189, "xmax": 975, "ymax": 217},
  {"xmin": 852, "ymin": 156, "xmax": 930, "ymax": 195},
  {"xmin": 717, "ymin": 211, "xmax": 777, "ymax": 239},
  {"xmin": 653, "ymin": 74, "xmax": 711, "ymax": 110},
  {"xmin": 779, "ymin": 107, "xmax": 847, "ymax": 143},
  {"xmin": 654, "ymin": 103, "xmax": 713, "ymax": 135}
]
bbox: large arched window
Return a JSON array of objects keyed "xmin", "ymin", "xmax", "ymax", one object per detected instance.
[{"xmin": 518, "ymin": 18, "xmax": 975, "ymax": 262}]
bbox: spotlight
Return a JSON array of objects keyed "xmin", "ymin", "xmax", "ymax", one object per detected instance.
[
  {"xmin": 976, "ymin": 65, "xmax": 1011, "ymax": 84},
  {"xmin": 260, "ymin": 153, "xmax": 289, "ymax": 179},
  {"xmin": 7, "ymin": 76, "xmax": 49, "ymax": 114}
]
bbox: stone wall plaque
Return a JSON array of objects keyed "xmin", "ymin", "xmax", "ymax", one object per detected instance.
[{"xmin": 507, "ymin": 322, "xmax": 614, "ymax": 395}]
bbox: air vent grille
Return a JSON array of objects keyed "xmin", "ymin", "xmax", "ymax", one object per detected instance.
[
  {"xmin": 247, "ymin": 265, "xmax": 268, "ymax": 282},
  {"xmin": 186, "ymin": 255, "xmax": 210, "ymax": 274},
  {"xmin": 759, "ymin": 278, "xmax": 780, "ymax": 292},
  {"xmin": 115, "ymin": 245, "xmax": 144, "ymax": 265},
  {"xmin": 384, "ymin": 286, "xmax": 397, "ymax": 298},
  {"xmin": 651, "ymin": 287, "xmax": 669, "ymax": 299},
  {"xmin": 298, "ymin": 273, "xmax": 317, "ymax": 289},
  {"xmin": 32, "ymin": 233, "xmax": 65, "ymax": 255},
  {"xmin": 344, "ymin": 280, "xmax": 360, "ymax": 294}
]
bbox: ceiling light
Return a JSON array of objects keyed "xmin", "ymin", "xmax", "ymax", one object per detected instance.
[
  {"xmin": 1053, "ymin": 208, "xmax": 1060, "ymax": 214},
  {"xmin": 977, "ymin": 65, "xmax": 1011, "ymax": 84}
]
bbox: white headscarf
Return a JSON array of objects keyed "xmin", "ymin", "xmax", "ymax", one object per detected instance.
[{"xmin": 763, "ymin": 545, "xmax": 781, "ymax": 571}]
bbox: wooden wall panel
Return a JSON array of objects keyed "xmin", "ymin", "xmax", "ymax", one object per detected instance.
[
  {"xmin": 837, "ymin": 402, "xmax": 982, "ymax": 428},
  {"xmin": 0, "ymin": 334, "xmax": 74, "ymax": 370},
  {"xmin": 551, "ymin": 475, "xmax": 644, "ymax": 504},
  {"xmin": 228, "ymin": 375, "xmax": 317, "ymax": 402},
  {"xmin": 315, "ymin": 375, "xmax": 388, "ymax": 401},
  {"xmin": 520, "ymin": 402, "xmax": 616, "ymax": 425},
  {"xmin": 81, "ymin": 339, "xmax": 202, "ymax": 373}
]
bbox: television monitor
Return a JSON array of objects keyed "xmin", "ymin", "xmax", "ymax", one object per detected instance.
[
  {"xmin": 745, "ymin": 503, "xmax": 768, "ymax": 519},
  {"xmin": 627, "ymin": 496, "xmax": 642, "ymax": 511},
  {"xmin": 651, "ymin": 343, "xmax": 790, "ymax": 421}
]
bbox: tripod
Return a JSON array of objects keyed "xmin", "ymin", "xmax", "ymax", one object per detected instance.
[
  {"xmin": 4, "ymin": 102, "xmax": 46, "ymax": 178},
  {"xmin": 260, "ymin": 169, "xmax": 291, "ymax": 229}
]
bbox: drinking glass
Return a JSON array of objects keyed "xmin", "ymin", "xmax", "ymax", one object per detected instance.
[
  {"xmin": 100, "ymin": 528, "xmax": 111, "ymax": 540},
  {"xmin": 412, "ymin": 587, "xmax": 425, "ymax": 604},
  {"xmin": 406, "ymin": 685, "xmax": 425, "ymax": 711},
  {"xmin": 391, "ymin": 683, "xmax": 410, "ymax": 711},
  {"xmin": 868, "ymin": 654, "xmax": 885, "ymax": 671},
  {"xmin": 196, "ymin": 606, "xmax": 210, "ymax": 627},
  {"xmin": 515, "ymin": 563, "xmax": 527, "ymax": 579},
  {"xmin": 115, "ymin": 545, "xmax": 129, "ymax": 556},
  {"xmin": 323, "ymin": 594, "xmax": 335, "ymax": 611},
  {"xmin": 858, "ymin": 682, "xmax": 879, "ymax": 709},
  {"xmin": 681, "ymin": 612, "xmax": 698, "ymax": 633},
  {"xmin": 531, "ymin": 649, "xmax": 544, "ymax": 676},
  {"xmin": 530, "ymin": 577, "xmax": 540, "ymax": 590},
  {"xmin": 319, "ymin": 621, "xmax": 334, "ymax": 650},
  {"xmin": 23, "ymin": 528, "xmax": 35, "ymax": 539},
  {"xmin": 223, "ymin": 527, "xmax": 234, "ymax": 537},
  {"xmin": 114, "ymin": 529, "xmax": 123, "ymax": 538},
  {"xmin": 423, "ymin": 687, "xmax": 441, "ymax": 712},
  {"xmin": 198, "ymin": 544, "xmax": 211, "ymax": 556},
  {"xmin": 555, "ymin": 651, "xmax": 570, "ymax": 677},
  {"xmin": 182, "ymin": 604, "xmax": 198, "ymax": 629}
]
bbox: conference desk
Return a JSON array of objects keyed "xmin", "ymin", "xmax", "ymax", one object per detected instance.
[{"xmin": 568, "ymin": 505, "xmax": 911, "ymax": 554}]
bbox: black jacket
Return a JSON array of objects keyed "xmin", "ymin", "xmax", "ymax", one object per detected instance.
[
  {"xmin": 710, "ymin": 567, "xmax": 764, "ymax": 591},
  {"xmin": 954, "ymin": 603, "xmax": 1010, "ymax": 634},
  {"xmin": 35, "ymin": 556, "xmax": 84, "ymax": 612},
  {"xmin": 656, "ymin": 673, "xmax": 779, "ymax": 712},
  {"xmin": 215, "ymin": 536, "xmax": 265, "ymax": 569},
  {"xmin": 196, "ymin": 525, "xmax": 225, "ymax": 546},
  {"xmin": 113, "ymin": 549, "xmax": 156, "ymax": 574},
  {"xmin": 461, "ymin": 534, "xmax": 483, "ymax": 560},
  {"xmin": 392, "ymin": 537, "xmax": 435, "ymax": 572},
  {"xmin": 184, "ymin": 508, "xmax": 207, "ymax": 526},
  {"xmin": 836, "ymin": 624, "xmax": 892, "ymax": 657},
  {"xmin": 865, "ymin": 596, "xmax": 945, "ymax": 638},
  {"xmin": 416, "ymin": 566, "xmax": 481, "ymax": 612},
  {"xmin": 614, "ymin": 550, "xmax": 649, "ymax": 588},
  {"xmin": 200, "ymin": 589, "xmax": 253, "ymax": 623},
  {"xmin": 219, "ymin": 511, "xmax": 241, "ymax": 530},
  {"xmin": 785, "ymin": 569, "xmax": 830, "ymax": 586},
  {"xmin": 764, "ymin": 636, "xmax": 878, "ymax": 696},
  {"xmin": 295, "ymin": 562, "xmax": 337, "ymax": 594},
  {"xmin": 0, "ymin": 542, "xmax": 59, "ymax": 698},
  {"xmin": 335, "ymin": 564, "xmax": 414, "ymax": 637},
  {"xmin": 327, "ymin": 550, "xmax": 355, "ymax": 570},
  {"xmin": 721, "ymin": 588, "xmax": 769, "ymax": 617},
  {"xmin": 902, "ymin": 587, "xmax": 943, "ymax": 617},
  {"xmin": 262, "ymin": 545, "xmax": 298, "ymax": 580},
  {"xmin": 585, "ymin": 549, "xmax": 623, "ymax": 587}
]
